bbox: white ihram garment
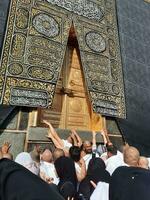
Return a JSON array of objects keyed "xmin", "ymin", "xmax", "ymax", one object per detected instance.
[
  {"xmin": 40, "ymin": 161, "xmax": 59, "ymax": 185},
  {"xmin": 90, "ymin": 182, "xmax": 109, "ymax": 200},
  {"xmin": 105, "ymin": 151, "xmax": 125, "ymax": 175},
  {"xmin": 15, "ymin": 152, "xmax": 39, "ymax": 175}
]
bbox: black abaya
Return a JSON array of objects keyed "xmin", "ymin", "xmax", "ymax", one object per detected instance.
[
  {"xmin": 109, "ymin": 166, "xmax": 150, "ymax": 200},
  {"xmin": 0, "ymin": 158, "xmax": 64, "ymax": 200}
]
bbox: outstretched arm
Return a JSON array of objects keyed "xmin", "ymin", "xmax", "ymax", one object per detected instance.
[
  {"xmin": 76, "ymin": 158, "xmax": 86, "ymax": 182},
  {"xmin": 70, "ymin": 131, "xmax": 78, "ymax": 146},
  {"xmin": 100, "ymin": 129, "xmax": 110, "ymax": 145},
  {"xmin": 92, "ymin": 131, "xmax": 97, "ymax": 152},
  {"xmin": 71, "ymin": 130, "xmax": 82, "ymax": 147},
  {"xmin": 43, "ymin": 120, "xmax": 64, "ymax": 147},
  {"xmin": 46, "ymin": 130, "xmax": 62, "ymax": 149}
]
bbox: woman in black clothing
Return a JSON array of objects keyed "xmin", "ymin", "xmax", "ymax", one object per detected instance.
[
  {"xmin": 78, "ymin": 157, "xmax": 110, "ymax": 200},
  {"xmin": 0, "ymin": 158, "xmax": 64, "ymax": 200},
  {"xmin": 54, "ymin": 156, "xmax": 77, "ymax": 199}
]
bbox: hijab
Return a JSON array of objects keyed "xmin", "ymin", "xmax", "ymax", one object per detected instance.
[
  {"xmin": 54, "ymin": 156, "xmax": 77, "ymax": 190},
  {"xmin": 0, "ymin": 158, "xmax": 64, "ymax": 200},
  {"xmin": 87, "ymin": 157, "xmax": 110, "ymax": 184},
  {"xmin": 78, "ymin": 158, "xmax": 110, "ymax": 200},
  {"xmin": 59, "ymin": 181, "xmax": 76, "ymax": 200}
]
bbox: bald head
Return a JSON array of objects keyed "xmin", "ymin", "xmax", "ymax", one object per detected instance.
[
  {"xmin": 41, "ymin": 149, "xmax": 53, "ymax": 163},
  {"xmin": 139, "ymin": 156, "xmax": 149, "ymax": 169},
  {"xmin": 124, "ymin": 146, "xmax": 140, "ymax": 167}
]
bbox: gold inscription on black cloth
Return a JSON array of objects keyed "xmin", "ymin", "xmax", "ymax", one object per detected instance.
[
  {"xmin": 0, "ymin": 0, "xmax": 126, "ymax": 118},
  {"xmin": 0, "ymin": 0, "xmax": 71, "ymax": 107},
  {"xmin": 73, "ymin": 0, "xmax": 126, "ymax": 118}
]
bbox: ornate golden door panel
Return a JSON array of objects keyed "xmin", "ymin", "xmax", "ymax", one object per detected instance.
[
  {"xmin": 38, "ymin": 43, "xmax": 92, "ymax": 130},
  {"xmin": 0, "ymin": 0, "xmax": 126, "ymax": 119}
]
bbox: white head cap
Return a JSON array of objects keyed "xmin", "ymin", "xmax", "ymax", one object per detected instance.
[{"xmin": 15, "ymin": 152, "xmax": 39, "ymax": 175}]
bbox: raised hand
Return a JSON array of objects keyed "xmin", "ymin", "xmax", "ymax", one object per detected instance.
[
  {"xmin": 71, "ymin": 129, "xmax": 78, "ymax": 135},
  {"xmin": 1, "ymin": 142, "xmax": 11, "ymax": 154},
  {"xmin": 71, "ymin": 129, "xmax": 82, "ymax": 147}
]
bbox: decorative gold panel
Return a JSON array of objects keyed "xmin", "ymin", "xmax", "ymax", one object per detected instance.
[
  {"xmin": 0, "ymin": 0, "xmax": 126, "ymax": 118},
  {"xmin": 39, "ymin": 46, "xmax": 91, "ymax": 130}
]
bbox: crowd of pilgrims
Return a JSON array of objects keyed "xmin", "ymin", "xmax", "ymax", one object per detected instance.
[{"xmin": 1, "ymin": 120, "xmax": 150, "ymax": 200}]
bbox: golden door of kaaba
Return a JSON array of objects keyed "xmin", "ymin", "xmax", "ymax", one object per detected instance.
[
  {"xmin": 0, "ymin": 0, "xmax": 126, "ymax": 126},
  {"xmin": 37, "ymin": 28, "xmax": 104, "ymax": 131}
]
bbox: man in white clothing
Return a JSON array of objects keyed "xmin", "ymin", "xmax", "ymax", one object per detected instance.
[
  {"xmin": 82, "ymin": 131, "xmax": 99, "ymax": 169},
  {"xmin": 105, "ymin": 145, "xmax": 124, "ymax": 175},
  {"xmin": 40, "ymin": 148, "xmax": 59, "ymax": 185}
]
